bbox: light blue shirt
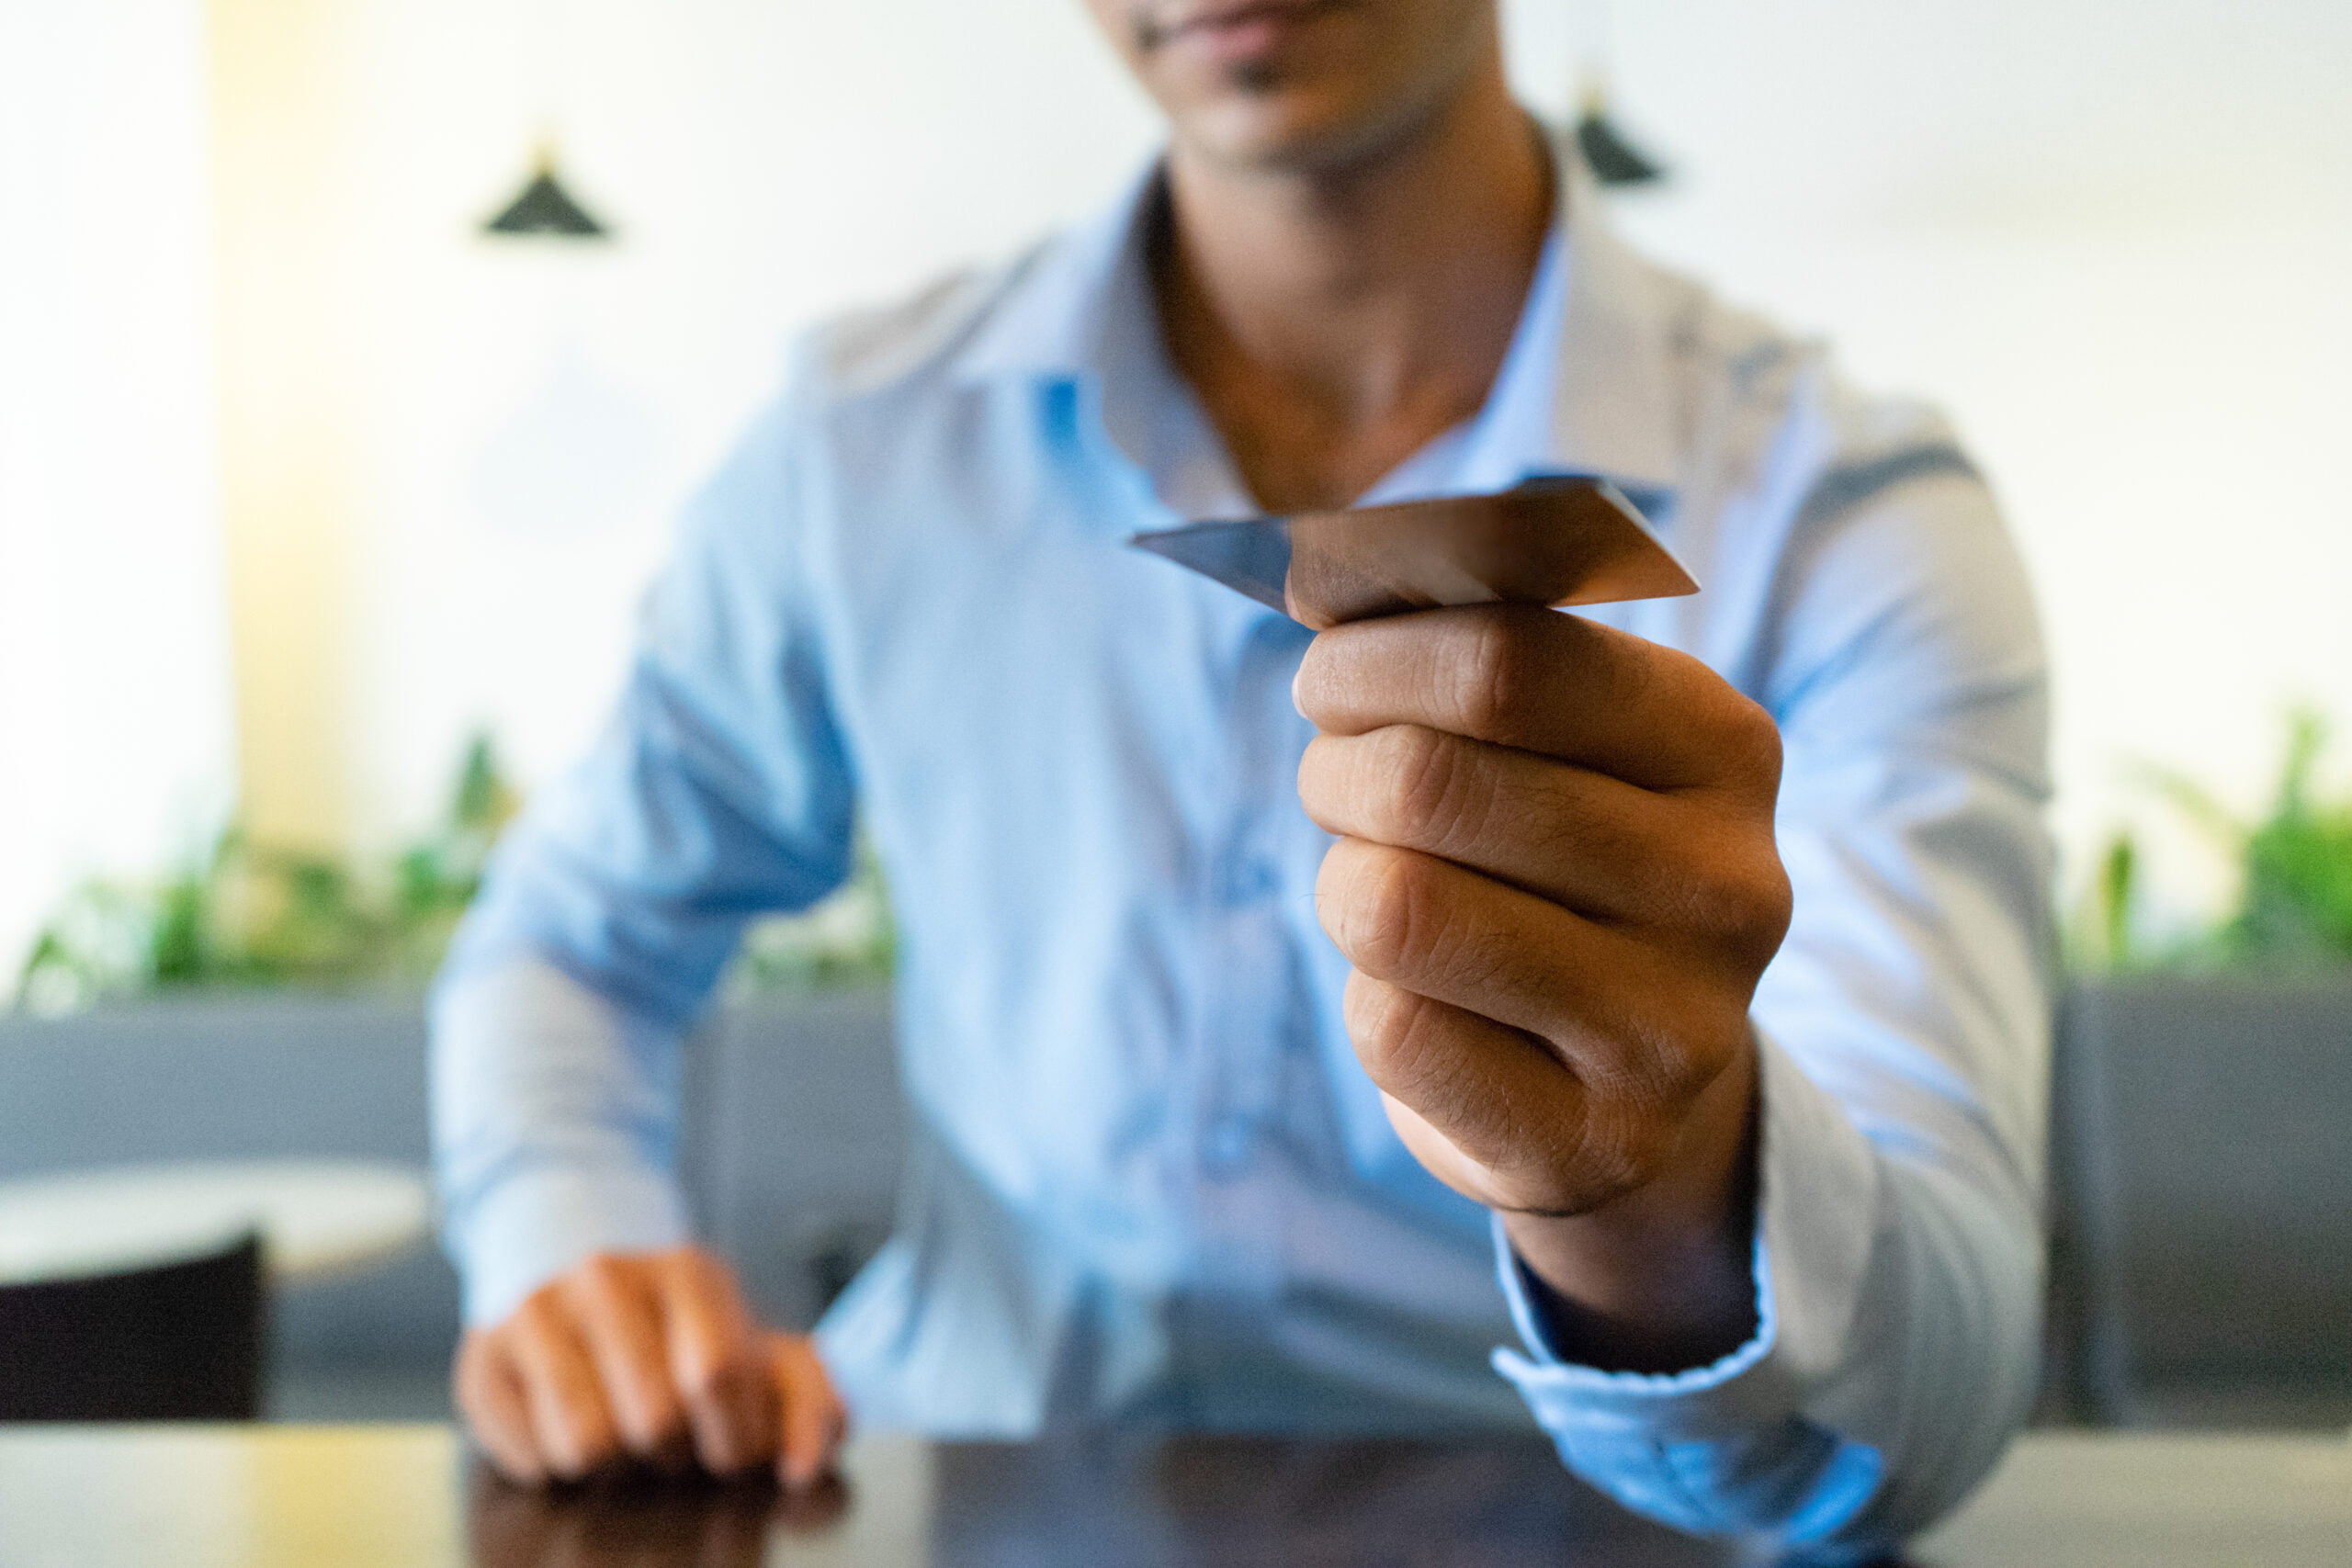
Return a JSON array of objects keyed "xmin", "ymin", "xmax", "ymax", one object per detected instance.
[{"xmin": 432, "ymin": 148, "xmax": 2052, "ymax": 1560}]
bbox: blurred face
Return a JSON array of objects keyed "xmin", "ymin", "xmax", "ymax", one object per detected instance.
[{"xmin": 1084, "ymin": 0, "xmax": 1499, "ymax": 175}]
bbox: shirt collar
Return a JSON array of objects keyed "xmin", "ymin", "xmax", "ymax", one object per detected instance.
[{"xmin": 949, "ymin": 136, "xmax": 1683, "ymax": 504}]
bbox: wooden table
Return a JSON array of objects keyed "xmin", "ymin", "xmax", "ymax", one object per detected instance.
[{"xmin": 0, "ymin": 1424, "xmax": 2344, "ymax": 1566}]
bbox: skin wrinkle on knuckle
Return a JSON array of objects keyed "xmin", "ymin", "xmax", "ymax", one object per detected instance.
[
  {"xmin": 1692, "ymin": 689, "xmax": 1782, "ymax": 803},
  {"xmin": 1378, "ymin": 852, "xmax": 1513, "ymax": 1001},
  {"xmin": 1340, "ymin": 974, "xmax": 1411, "ymax": 1083},
  {"xmin": 1350, "ymin": 980, "xmax": 1489, "ymax": 1136},
  {"xmin": 1684, "ymin": 839, "xmax": 1792, "ymax": 968},
  {"xmin": 1736, "ymin": 693, "xmax": 1786, "ymax": 784},
  {"xmin": 1453, "ymin": 611, "xmax": 1532, "ymax": 743},
  {"xmin": 1381, "ymin": 723, "xmax": 1476, "ymax": 854},
  {"xmin": 1328, "ymin": 840, "xmax": 1425, "ymax": 977}
]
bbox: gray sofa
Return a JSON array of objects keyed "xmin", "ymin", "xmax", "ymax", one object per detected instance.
[
  {"xmin": 0, "ymin": 988, "xmax": 900, "ymax": 1417},
  {"xmin": 6, "ymin": 978, "xmax": 2348, "ymax": 1427},
  {"xmin": 2049, "ymin": 976, "xmax": 2352, "ymax": 1427}
]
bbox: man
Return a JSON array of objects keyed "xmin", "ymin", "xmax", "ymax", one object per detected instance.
[{"xmin": 433, "ymin": 0, "xmax": 2052, "ymax": 1556}]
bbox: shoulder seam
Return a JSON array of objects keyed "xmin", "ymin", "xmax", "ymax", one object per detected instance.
[{"xmin": 803, "ymin": 245, "xmax": 1046, "ymax": 403}]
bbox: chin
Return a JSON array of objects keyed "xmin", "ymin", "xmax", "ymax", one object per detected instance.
[
  {"xmin": 1176, "ymin": 82, "xmax": 1432, "ymax": 175},
  {"xmin": 1109, "ymin": 0, "xmax": 1466, "ymax": 176}
]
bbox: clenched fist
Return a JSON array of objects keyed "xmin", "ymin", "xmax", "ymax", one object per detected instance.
[
  {"xmin": 1296, "ymin": 604, "xmax": 1791, "ymax": 1371},
  {"xmin": 455, "ymin": 1245, "xmax": 845, "ymax": 1487}
]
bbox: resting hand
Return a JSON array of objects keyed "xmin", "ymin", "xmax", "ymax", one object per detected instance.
[
  {"xmin": 1295, "ymin": 604, "xmax": 1790, "ymax": 1369},
  {"xmin": 454, "ymin": 1244, "xmax": 846, "ymax": 1487}
]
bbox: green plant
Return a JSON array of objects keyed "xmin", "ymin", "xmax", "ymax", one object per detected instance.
[
  {"xmin": 2076, "ymin": 708, "xmax": 2352, "ymax": 974},
  {"xmin": 2072, "ymin": 830, "xmax": 2142, "ymax": 973},
  {"xmin": 12, "ymin": 733, "xmax": 520, "ymax": 1014},
  {"xmin": 12, "ymin": 731, "xmax": 896, "ymax": 1014},
  {"xmin": 390, "ymin": 734, "xmax": 522, "ymax": 974}
]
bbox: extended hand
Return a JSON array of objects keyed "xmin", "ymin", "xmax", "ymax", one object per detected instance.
[
  {"xmin": 455, "ymin": 1245, "xmax": 846, "ymax": 1487},
  {"xmin": 1295, "ymin": 605, "xmax": 1790, "ymax": 1366}
]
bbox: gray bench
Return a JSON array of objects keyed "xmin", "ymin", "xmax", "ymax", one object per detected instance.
[
  {"xmin": 0, "ymin": 989, "xmax": 901, "ymax": 1417},
  {"xmin": 2050, "ymin": 976, "xmax": 2352, "ymax": 1427},
  {"xmin": 9, "ymin": 978, "xmax": 2350, "ymax": 1427}
]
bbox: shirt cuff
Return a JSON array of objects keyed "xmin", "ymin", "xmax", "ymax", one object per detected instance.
[
  {"xmin": 1491, "ymin": 1026, "xmax": 1881, "ymax": 1442},
  {"xmin": 452, "ymin": 1161, "xmax": 692, "ymax": 1326},
  {"xmin": 433, "ymin": 957, "xmax": 696, "ymax": 1325}
]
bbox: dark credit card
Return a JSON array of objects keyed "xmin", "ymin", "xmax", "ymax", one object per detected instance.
[{"xmin": 1129, "ymin": 476, "xmax": 1697, "ymax": 630}]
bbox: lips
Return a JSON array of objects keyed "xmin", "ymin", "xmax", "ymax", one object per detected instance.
[{"xmin": 1140, "ymin": 0, "xmax": 1341, "ymax": 59}]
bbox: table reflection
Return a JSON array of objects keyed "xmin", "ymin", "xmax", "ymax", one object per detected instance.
[
  {"xmin": 461, "ymin": 1429, "xmax": 1786, "ymax": 1568},
  {"xmin": 933, "ymin": 1431, "xmax": 1736, "ymax": 1567},
  {"xmin": 468, "ymin": 1466, "xmax": 849, "ymax": 1567}
]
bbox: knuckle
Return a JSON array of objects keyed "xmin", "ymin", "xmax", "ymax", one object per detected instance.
[
  {"xmin": 514, "ymin": 1289, "xmax": 565, "ymax": 1338},
  {"xmin": 1708, "ymin": 849, "xmax": 1794, "ymax": 964},
  {"xmin": 1649, "ymin": 1039, "xmax": 1724, "ymax": 1111},
  {"xmin": 560, "ymin": 1256, "xmax": 626, "ymax": 1318},
  {"xmin": 1336, "ymin": 843, "xmax": 1439, "ymax": 976},
  {"xmin": 681, "ymin": 1340, "xmax": 759, "ymax": 1410},
  {"xmin": 1577, "ymin": 1101, "xmax": 1671, "ymax": 1201},
  {"xmin": 1375, "ymin": 726, "xmax": 1465, "ymax": 848},
  {"xmin": 1720, "ymin": 694, "xmax": 1784, "ymax": 790},
  {"xmin": 575, "ymin": 1252, "xmax": 630, "ymax": 1294},
  {"xmin": 1657, "ymin": 820, "xmax": 1791, "ymax": 963},
  {"xmin": 674, "ymin": 1350, "xmax": 728, "ymax": 1407},
  {"xmin": 1340, "ymin": 973, "xmax": 1419, "ymax": 1081},
  {"xmin": 1455, "ymin": 612, "xmax": 1541, "ymax": 739}
]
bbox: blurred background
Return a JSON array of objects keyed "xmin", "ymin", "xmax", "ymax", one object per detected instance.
[{"xmin": 1, "ymin": 0, "xmax": 2347, "ymax": 1427}]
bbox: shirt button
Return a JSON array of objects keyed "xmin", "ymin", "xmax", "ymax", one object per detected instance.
[{"xmin": 1202, "ymin": 1118, "xmax": 1254, "ymax": 1177}]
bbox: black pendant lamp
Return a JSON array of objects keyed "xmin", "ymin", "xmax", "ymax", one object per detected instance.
[
  {"xmin": 483, "ymin": 144, "xmax": 610, "ymax": 239},
  {"xmin": 1569, "ymin": 0, "xmax": 1668, "ymax": 188},
  {"xmin": 1574, "ymin": 85, "xmax": 1668, "ymax": 187}
]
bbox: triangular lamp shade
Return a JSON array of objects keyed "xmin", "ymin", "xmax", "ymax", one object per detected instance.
[
  {"xmin": 1574, "ymin": 94, "xmax": 1667, "ymax": 187},
  {"xmin": 483, "ymin": 159, "xmax": 609, "ymax": 239}
]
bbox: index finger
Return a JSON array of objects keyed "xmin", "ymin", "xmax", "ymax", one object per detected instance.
[
  {"xmin": 650, "ymin": 1249, "xmax": 775, "ymax": 1474},
  {"xmin": 1293, "ymin": 604, "xmax": 1776, "ymax": 795}
]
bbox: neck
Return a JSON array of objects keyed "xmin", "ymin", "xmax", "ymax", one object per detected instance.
[{"xmin": 1152, "ymin": 47, "xmax": 1554, "ymax": 513}]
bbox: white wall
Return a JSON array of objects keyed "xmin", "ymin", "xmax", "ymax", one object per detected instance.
[
  {"xmin": 322, "ymin": 0, "xmax": 1164, "ymax": 853},
  {"xmin": 0, "ymin": 1, "xmax": 237, "ymax": 978},
  {"xmin": 6, "ymin": 0, "xmax": 2347, "ymax": 976},
  {"xmin": 1580, "ymin": 0, "xmax": 2352, "ymax": 921}
]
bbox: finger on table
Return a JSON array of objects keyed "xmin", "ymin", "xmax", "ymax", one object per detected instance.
[
  {"xmin": 455, "ymin": 1328, "xmax": 547, "ymax": 1484},
  {"xmin": 651, "ymin": 1248, "xmax": 775, "ymax": 1474},
  {"xmin": 1293, "ymin": 605, "xmax": 1779, "ymax": 797},
  {"xmin": 506, "ymin": 1292, "xmax": 624, "ymax": 1479},
  {"xmin": 560, "ymin": 1256, "xmax": 690, "ymax": 1467}
]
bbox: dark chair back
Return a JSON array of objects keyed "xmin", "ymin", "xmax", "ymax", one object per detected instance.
[{"xmin": 0, "ymin": 1232, "xmax": 264, "ymax": 1421}]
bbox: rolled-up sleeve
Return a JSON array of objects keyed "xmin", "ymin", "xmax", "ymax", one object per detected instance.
[
  {"xmin": 431, "ymin": 370, "xmax": 860, "ymax": 1324},
  {"xmin": 1495, "ymin": 452, "xmax": 2054, "ymax": 1561}
]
